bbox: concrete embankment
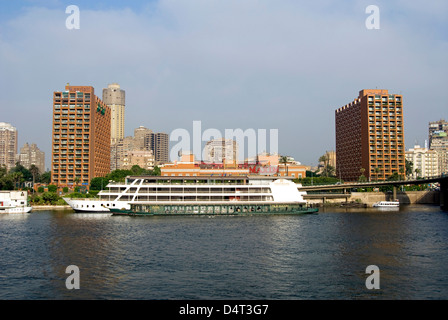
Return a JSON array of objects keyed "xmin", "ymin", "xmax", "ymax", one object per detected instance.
[
  {"xmin": 31, "ymin": 205, "xmax": 72, "ymax": 210},
  {"xmin": 308, "ymin": 190, "xmax": 439, "ymax": 207}
]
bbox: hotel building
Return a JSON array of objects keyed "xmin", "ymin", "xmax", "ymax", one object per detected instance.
[
  {"xmin": 335, "ymin": 89, "xmax": 405, "ymax": 181},
  {"xmin": 51, "ymin": 85, "xmax": 111, "ymax": 188},
  {"xmin": 0, "ymin": 122, "xmax": 18, "ymax": 171}
]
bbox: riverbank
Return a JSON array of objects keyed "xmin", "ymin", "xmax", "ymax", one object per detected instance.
[
  {"xmin": 307, "ymin": 190, "xmax": 440, "ymax": 207},
  {"xmin": 31, "ymin": 205, "xmax": 71, "ymax": 210}
]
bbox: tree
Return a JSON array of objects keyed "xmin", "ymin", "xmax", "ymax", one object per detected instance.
[
  {"xmin": 414, "ymin": 168, "xmax": 421, "ymax": 179},
  {"xmin": 279, "ymin": 156, "xmax": 289, "ymax": 177},
  {"xmin": 90, "ymin": 177, "xmax": 109, "ymax": 191},
  {"xmin": 321, "ymin": 165, "xmax": 336, "ymax": 177},
  {"xmin": 318, "ymin": 154, "xmax": 328, "ymax": 176},
  {"xmin": 151, "ymin": 166, "xmax": 161, "ymax": 176},
  {"xmin": 29, "ymin": 164, "xmax": 40, "ymax": 189},
  {"xmin": 11, "ymin": 172, "xmax": 24, "ymax": 190},
  {"xmin": 41, "ymin": 191, "xmax": 59, "ymax": 204},
  {"xmin": 405, "ymin": 159, "xmax": 413, "ymax": 177},
  {"xmin": 40, "ymin": 171, "xmax": 51, "ymax": 184},
  {"xmin": 359, "ymin": 168, "xmax": 367, "ymax": 182},
  {"xmin": 9, "ymin": 162, "xmax": 32, "ymax": 182},
  {"xmin": 387, "ymin": 172, "xmax": 400, "ymax": 181},
  {"xmin": 131, "ymin": 165, "xmax": 145, "ymax": 175},
  {"xmin": 374, "ymin": 167, "xmax": 381, "ymax": 181}
]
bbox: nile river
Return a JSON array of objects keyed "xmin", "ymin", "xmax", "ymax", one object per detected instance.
[{"xmin": 1, "ymin": 205, "xmax": 448, "ymax": 300}]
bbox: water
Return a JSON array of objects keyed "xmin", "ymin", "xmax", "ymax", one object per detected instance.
[{"xmin": 1, "ymin": 205, "xmax": 448, "ymax": 300}]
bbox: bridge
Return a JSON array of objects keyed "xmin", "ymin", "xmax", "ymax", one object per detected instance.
[{"xmin": 298, "ymin": 175, "xmax": 448, "ymax": 211}]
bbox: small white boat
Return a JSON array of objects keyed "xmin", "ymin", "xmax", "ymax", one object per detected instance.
[
  {"xmin": 373, "ymin": 200, "xmax": 399, "ymax": 208},
  {"xmin": 0, "ymin": 191, "xmax": 33, "ymax": 213}
]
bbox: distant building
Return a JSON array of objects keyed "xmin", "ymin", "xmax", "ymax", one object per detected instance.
[
  {"xmin": 204, "ymin": 138, "xmax": 238, "ymax": 164},
  {"xmin": 103, "ymin": 83, "xmax": 125, "ymax": 144},
  {"xmin": 51, "ymin": 85, "xmax": 111, "ymax": 188},
  {"xmin": 335, "ymin": 89, "xmax": 405, "ymax": 181},
  {"xmin": 121, "ymin": 149, "xmax": 155, "ymax": 171},
  {"xmin": 111, "ymin": 127, "xmax": 169, "ymax": 170},
  {"xmin": 149, "ymin": 132, "xmax": 169, "ymax": 164},
  {"xmin": 17, "ymin": 143, "xmax": 45, "ymax": 174},
  {"xmin": 134, "ymin": 126, "xmax": 153, "ymax": 150},
  {"xmin": 0, "ymin": 122, "xmax": 18, "ymax": 171},
  {"xmin": 161, "ymin": 152, "xmax": 306, "ymax": 178},
  {"xmin": 428, "ymin": 119, "xmax": 448, "ymax": 174},
  {"xmin": 405, "ymin": 145, "xmax": 439, "ymax": 178}
]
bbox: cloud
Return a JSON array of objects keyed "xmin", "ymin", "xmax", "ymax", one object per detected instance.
[{"xmin": 0, "ymin": 0, "xmax": 447, "ymax": 166}]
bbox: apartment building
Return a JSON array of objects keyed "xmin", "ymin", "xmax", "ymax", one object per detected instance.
[{"xmin": 0, "ymin": 122, "xmax": 18, "ymax": 171}]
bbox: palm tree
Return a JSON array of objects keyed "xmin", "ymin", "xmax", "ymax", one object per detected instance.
[
  {"xmin": 415, "ymin": 168, "xmax": 421, "ymax": 179},
  {"xmin": 319, "ymin": 154, "xmax": 329, "ymax": 177},
  {"xmin": 374, "ymin": 167, "xmax": 380, "ymax": 181},
  {"xmin": 29, "ymin": 165, "xmax": 39, "ymax": 192},
  {"xmin": 12, "ymin": 172, "xmax": 23, "ymax": 190},
  {"xmin": 279, "ymin": 156, "xmax": 289, "ymax": 177}
]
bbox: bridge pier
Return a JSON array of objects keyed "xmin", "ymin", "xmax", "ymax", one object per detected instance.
[{"xmin": 440, "ymin": 178, "xmax": 448, "ymax": 211}]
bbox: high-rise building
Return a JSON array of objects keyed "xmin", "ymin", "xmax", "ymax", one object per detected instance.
[
  {"xmin": 428, "ymin": 119, "xmax": 448, "ymax": 174},
  {"xmin": 335, "ymin": 89, "xmax": 405, "ymax": 181},
  {"xmin": 204, "ymin": 138, "xmax": 239, "ymax": 164},
  {"xmin": 135, "ymin": 126, "xmax": 153, "ymax": 150},
  {"xmin": 0, "ymin": 122, "xmax": 18, "ymax": 171},
  {"xmin": 149, "ymin": 132, "xmax": 169, "ymax": 164},
  {"xmin": 51, "ymin": 85, "xmax": 111, "ymax": 188},
  {"xmin": 103, "ymin": 83, "xmax": 125, "ymax": 144},
  {"xmin": 17, "ymin": 143, "xmax": 45, "ymax": 174}
]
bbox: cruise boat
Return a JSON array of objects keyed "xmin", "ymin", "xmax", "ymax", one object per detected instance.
[
  {"xmin": 0, "ymin": 191, "xmax": 33, "ymax": 214},
  {"xmin": 372, "ymin": 200, "xmax": 400, "ymax": 208},
  {"xmin": 64, "ymin": 176, "xmax": 318, "ymax": 215}
]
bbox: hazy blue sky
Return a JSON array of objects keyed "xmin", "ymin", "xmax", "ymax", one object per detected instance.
[{"xmin": 1, "ymin": 0, "xmax": 447, "ymax": 169}]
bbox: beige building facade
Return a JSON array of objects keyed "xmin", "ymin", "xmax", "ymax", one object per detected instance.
[
  {"xmin": 0, "ymin": 122, "xmax": 18, "ymax": 171},
  {"xmin": 405, "ymin": 145, "xmax": 439, "ymax": 179},
  {"xmin": 103, "ymin": 83, "xmax": 125, "ymax": 144},
  {"xmin": 17, "ymin": 143, "xmax": 45, "ymax": 173}
]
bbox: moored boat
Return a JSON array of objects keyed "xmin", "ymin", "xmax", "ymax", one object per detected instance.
[
  {"xmin": 372, "ymin": 200, "xmax": 399, "ymax": 208},
  {"xmin": 0, "ymin": 191, "xmax": 33, "ymax": 213},
  {"xmin": 64, "ymin": 175, "xmax": 318, "ymax": 215}
]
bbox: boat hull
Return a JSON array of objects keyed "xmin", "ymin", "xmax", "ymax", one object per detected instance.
[
  {"xmin": 0, "ymin": 206, "xmax": 32, "ymax": 214},
  {"xmin": 63, "ymin": 198, "xmax": 131, "ymax": 213},
  {"xmin": 111, "ymin": 202, "xmax": 318, "ymax": 216},
  {"xmin": 373, "ymin": 201, "xmax": 399, "ymax": 208}
]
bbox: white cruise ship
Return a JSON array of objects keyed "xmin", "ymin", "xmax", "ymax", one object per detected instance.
[
  {"xmin": 0, "ymin": 191, "xmax": 33, "ymax": 213},
  {"xmin": 63, "ymin": 175, "xmax": 317, "ymax": 215}
]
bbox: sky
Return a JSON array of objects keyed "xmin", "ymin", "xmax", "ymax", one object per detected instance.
[{"xmin": 1, "ymin": 0, "xmax": 447, "ymax": 169}]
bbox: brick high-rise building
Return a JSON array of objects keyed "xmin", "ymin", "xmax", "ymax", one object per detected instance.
[
  {"xmin": 51, "ymin": 85, "xmax": 111, "ymax": 188},
  {"xmin": 335, "ymin": 89, "xmax": 405, "ymax": 181},
  {"xmin": 0, "ymin": 122, "xmax": 18, "ymax": 171}
]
